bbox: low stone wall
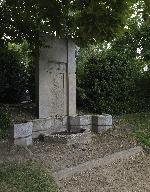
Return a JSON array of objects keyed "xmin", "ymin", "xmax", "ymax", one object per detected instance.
[
  {"xmin": 11, "ymin": 114, "xmax": 112, "ymax": 146},
  {"xmin": 32, "ymin": 116, "xmax": 67, "ymax": 139}
]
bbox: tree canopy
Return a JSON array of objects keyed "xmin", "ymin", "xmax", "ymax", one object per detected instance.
[{"xmin": 0, "ymin": 0, "xmax": 141, "ymax": 46}]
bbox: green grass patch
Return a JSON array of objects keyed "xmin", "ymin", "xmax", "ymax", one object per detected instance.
[
  {"xmin": 0, "ymin": 161, "xmax": 58, "ymax": 192},
  {"xmin": 118, "ymin": 113, "xmax": 150, "ymax": 147}
]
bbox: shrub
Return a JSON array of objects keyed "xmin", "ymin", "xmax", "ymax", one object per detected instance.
[
  {"xmin": 0, "ymin": 107, "xmax": 10, "ymax": 139},
  {"xmin": 77, "ymin": 49, "xmax": 146, "ymax": 115},
  {"xmin": 0, "ymin": 46, "xmax": 32, "ymax": 103}
]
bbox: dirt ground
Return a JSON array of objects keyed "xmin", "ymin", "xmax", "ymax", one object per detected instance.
[
  {"xmin": 60, "ymin": 154, "xmax": 150, "ymax": 192},
  {"xmin": 0, "ymin": 105, "xmax": 150, "ymax": 192}
]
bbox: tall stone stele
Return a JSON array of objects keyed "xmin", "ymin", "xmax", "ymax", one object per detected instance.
[{"xmin": 36, "ymin": 36, "xmax": 76, "ymax": 118}]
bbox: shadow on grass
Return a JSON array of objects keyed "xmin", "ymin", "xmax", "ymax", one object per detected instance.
[
  {"xmin": 0, "ymin": 161, "xmax": 58, "ymax": 192},
  {"xmin": 117, "ymin": 113, "xmax": 150, "ymax": 147}
]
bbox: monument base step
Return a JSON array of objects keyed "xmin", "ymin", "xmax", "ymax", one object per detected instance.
[{"xmin": 35, "ymin": 130, "xmax": 92, "ymax": 146}]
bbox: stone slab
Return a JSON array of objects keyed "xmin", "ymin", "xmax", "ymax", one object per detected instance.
[
  {"xmin": 14, "ymin": 135, "xmax": 32, "ymax": 146},
  {"xmin": 32, "ymin": 116, "xmax": 68, "ymax": 138},
  {"xmin": 40, "ymin": 132, "xmax": 92, "ymax": 146},
  {"xmin": 13, "ymin": 122, "xmax": 32, "ymax": 139},
  {"xmin": 38, "ymin": 38, "xmax": 76, "ymax": 118}
]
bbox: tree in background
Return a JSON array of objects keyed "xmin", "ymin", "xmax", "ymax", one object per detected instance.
[
  {"xmin": 76, "ymin": 0, "xmax": 150, "ymax": 114},
  {"xmin": 0, "ymin": 0, "xmax": 138, "ymax": 46}
]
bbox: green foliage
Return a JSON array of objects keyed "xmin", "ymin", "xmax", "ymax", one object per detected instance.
[
  {"xmin": 77, "ymin": 48, "xmax": 143, "ymax": 115},
  {"xmin": 0, "ymin": 43, "xmax": 34, "ymax": 103},
  {"xmin": 0, "ymin": 108, "xmax": 10, "ymax": 139},
  {"xmin": 118, "ymin": 113, "xmax": 150, "ymax": 147},
  {"xmin": 77, "ymin": 9, "xmax": 150, "ymax": 115},
  {"xmin": 0, "ymin": 161, "xmax": 58, "ymax": 192},
  {"xmin": 0, "ymin": 0, "xmax": 137, "ymax": 46}
]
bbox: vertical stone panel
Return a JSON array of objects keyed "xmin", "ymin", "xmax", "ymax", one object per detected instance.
[
  {"xmin": 38, "ymin": 37, "xmax": 76, "ymax": 119},
  {"xmin": 67, "ymin": 40, "xmax": 76, "ymax": 116}
]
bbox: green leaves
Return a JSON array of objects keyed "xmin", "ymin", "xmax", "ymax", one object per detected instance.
[{"xmin": 0, "ymin": 0, "xmax": 136, "ymax": 46}]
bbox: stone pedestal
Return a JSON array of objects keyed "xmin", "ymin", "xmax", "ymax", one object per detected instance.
[
  {"xmin": 69, "ymin": 115, "xmax": 92, "ymax": 133},
  {"xmin": 12, "ymin": 122, "xmax": 33, "ymax": 146},
  {"xmin": 92, "ymin": 114, "xmax": 112, "ymax": 133},
  {"xmin": 38, "ymin": 38, "xmax": 76, "ymax": 119}
]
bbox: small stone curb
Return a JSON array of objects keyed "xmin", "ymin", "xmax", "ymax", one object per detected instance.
[{"xmin": 53, "ymin": 146, "xmax": 143, "ymax": 180}]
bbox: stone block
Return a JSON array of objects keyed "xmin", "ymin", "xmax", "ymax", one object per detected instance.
[
  {"xmin": 69, "ymin": 115, "xmax": 92, "ymax": 132},
  {"xmin": 92, "ymin": 114, "xmax": 112, "ymax": 126},
  {"xmin": 92, "ymin": 125, "xmax": 112, "ymax": 133},
  {"xmin": 14, "ymin": 136, "xmax": 32, "ymax": 146},
  {"xmin": 69, "ymin": 115, "xmax": 92, "ymax": 126},
  {"xmin": 32, "ymin": 117, "xmax": 54, "ymax": 132},
  {"xmin": 32, "ymin": 116, "xmax": 68, "ymax": 139},
  {"xmin": 13, "ymin": 122, "xmax": 32, "ymax": 139},
  {"xmin": 41, "ymin": 132, "xmax": 92, "ymax": 145}
]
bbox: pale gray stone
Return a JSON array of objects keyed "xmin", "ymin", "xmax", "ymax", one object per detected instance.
[
  {"xmin": 41, "ymin": 132, "xmax": 92, "ymax": 145},
  {"xmin": 68, "ymin": 40, "xmax": 76, "ymax": 74},
  {"xmin": 13, "ymin": 122, "xmax": 32, "ymax": 139},
  {"xmin": 67, "ymin": 74, "xmax": 76, "ymax": 116},
  {"xmin": 14, "ymin": 135, "xmax": 32, "ymax": 146},
  {"xmin": 32, "ymin": 116, "xmax": 68, "ymax": 138},
  {"xmin": 69, "ymin": 115, "xmax": 92, "ymax": 126},
  {"xmin": 92, "ymin": 125, "xmax": 112, "ymax": 133},
  {"xmin": 32, "ymin": 117, "xmax": 54, "ymax": 132},
  {"xmin": 92, "ymin": 115, "xmax": 112, "ymax": 126},
  {"xmin": 40, "ymin": 38, "xmax": 68, "ymax": 64},
  {"xmin": 38, "ymin": 38, "xmax": 76, "ymax": 118}
]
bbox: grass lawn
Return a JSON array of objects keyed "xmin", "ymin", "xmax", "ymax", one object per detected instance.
[
  {"xmin": 0, "ymin": 161, "xmax": 58, "ymax": 192},
  {"xmin": 117, "ymin": 113, "xmax": 150, "ymax": 147}
]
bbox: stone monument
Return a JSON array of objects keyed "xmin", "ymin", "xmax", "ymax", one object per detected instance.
[
  {"xmin": 37, "ymin": 37, "xmax": 76, "ymax": 118},
  {"xmin": 11, "ymin": 37, "xmax": 113, "ymax": 146}
]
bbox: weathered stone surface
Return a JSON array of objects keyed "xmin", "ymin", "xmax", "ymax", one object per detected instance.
[
  {"xmin": 92, "ymin": 114, "xmax": 112, "ymax": 133},
  {"xmin": 69, "ymin": 115, "xmax": 92, "ymax": 126},
  {"xmin": 68, "ymin": 40, "xmax": 76, "ymax": 74},
  {"xmin": 38, "ymin": 38, "xmax": 76, "ymax": 118},
  {"xmin": 32, "ymin": 116, "xmax": 68, "ymax": 138},
  {"xmin": 40, "ymin": 38, "xmax": 68, "ymax": 64},
  {"xmin": 92, "ymin": 125, "xmax": 112, "ymax": 133},
  {"xmin": 32, "ymin": 117, "xmax": 54, "ymax": 132},
  {"xmin": 41, "ymin": 132, "xmax": 92, "ymax": 145},
  {"xmin": 69, "ymin": 115, "xmax": 92, "ymax": 133},
  {"xmin": 92, "ymin": 115, "xmax": 112, "ymax": 126},
  {"xmin": 14, "ymin": 135, "xmax": 32, "ymax": 146},
  {"xmin": 13, "ymin": 122, "xmax": 32, "ymax": 139},
  {"xmin": 67, "ymin": 74, "xmax": 76, "ymax": 116}
]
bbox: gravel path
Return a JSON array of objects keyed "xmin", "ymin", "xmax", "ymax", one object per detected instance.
[
  {"xmin": 0, "ymin": 123, "xmax": 149, "ymax": 192},
  {"xmin": 29, "ymin": 128, "xmax": 137, "ymax": 172},
  {"xmin": 60, "ymin": 154, "xmax": 150, "ymax": 192}
]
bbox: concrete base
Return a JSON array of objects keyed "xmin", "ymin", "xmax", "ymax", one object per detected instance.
[
  {"xmin": 39, "ymin": 131, "xmax": 92, "ymax": 146},
  {"xmin": 11, "ymin": 114, "xmax": 112, "ymax": 146}
]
